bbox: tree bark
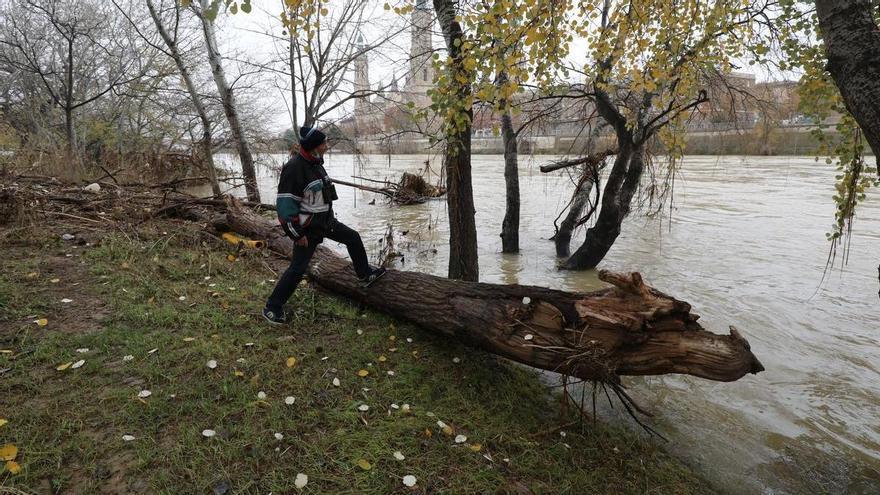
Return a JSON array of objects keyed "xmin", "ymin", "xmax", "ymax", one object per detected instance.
[
  {"xmin": 147, "ymin": 0, "xmax": 221, "ymax": 197},
  {"xmin": 65, "ymin": 32, "xmax": 75, "ymax": 159},
  {"xmin": 815, "ymin": 0, "xmax": 880, "ymax": 158},
  {"xmin": 224, "ymin": 206, "xmax": 764, "ymax": 383},
  {"xmin": 198, "ymin": 0, "xmax": 260, "ymax": 202},
  {"xmin": 434, "ymin": 0, "xmax": 478, "ymax": 281},
  {"xmin": 500, "ymin": 109, "xmax": 519, "ymax": 253}
]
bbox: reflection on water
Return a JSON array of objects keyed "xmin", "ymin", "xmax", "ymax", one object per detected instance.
[{"xmin": 203, "ymin": 153, "xmax": 880, "ymax": 494}]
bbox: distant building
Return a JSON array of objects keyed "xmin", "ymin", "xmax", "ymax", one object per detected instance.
[{"xmin": 342, "ymin": 0, "xmax": 435, "ymax": 138}]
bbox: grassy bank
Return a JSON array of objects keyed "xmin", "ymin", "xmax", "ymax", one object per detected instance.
[{"xmin": 0, "ymin": 215, "xmax": 713, "ymax": 493}]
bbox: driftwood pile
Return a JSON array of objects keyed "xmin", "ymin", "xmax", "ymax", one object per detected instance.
[{"xmin": 337, "ymin": 172, "xmax": 446, "ymax": 205}]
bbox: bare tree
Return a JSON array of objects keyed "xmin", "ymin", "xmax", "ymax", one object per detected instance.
[
  {"xmin": 194, "ymin": 0, "xmax": 259, "ymax": 201},
  {"xmin": 143, "ymin": 0, "xmax": 221, "ymax": 196},
  {"xmin": 0, "ymin": 0, "xmax": 149, "ymax": 160}
]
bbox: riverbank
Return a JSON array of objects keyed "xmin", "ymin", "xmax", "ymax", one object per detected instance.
[
  {"xmin": 0, "ymin": 178, "xmax": 712, "ymax": 493},
  {"xmin": 340, "ymin": 127, "xmax": 864, "ymax": 156}
]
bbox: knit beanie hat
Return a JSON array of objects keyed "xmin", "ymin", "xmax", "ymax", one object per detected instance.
[{"xmin": 299, "ymin": 126, "xmax": 327, "ymax": 151}]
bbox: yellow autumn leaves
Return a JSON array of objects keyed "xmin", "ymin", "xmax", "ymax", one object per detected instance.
[{"xmin": 1, "ymin": 424, "xmax": 21, "ymax": 474}]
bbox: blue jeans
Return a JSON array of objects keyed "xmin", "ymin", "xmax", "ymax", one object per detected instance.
[{"xmin": 265, "ymin": 220, "xmax": 371, "ymax": 312}]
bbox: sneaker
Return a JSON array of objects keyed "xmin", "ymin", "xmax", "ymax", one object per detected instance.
[
  {"xmin": 262, "ymin": 307, "xmax": 288, "ymax": 325},
  {"xmin": 359, "ymin": 267, "xmax": 387, "ymax": 288}
]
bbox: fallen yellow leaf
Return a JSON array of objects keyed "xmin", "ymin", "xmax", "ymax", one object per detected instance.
[
  {"xmin": 0, "ymin": 444, "xmax": 17, "ymax": 461},
  {"xmin": 50, "ymin": 278, "xmax": 60, "ymax": 283},
  {"xmin": 424, "ymin": 428, "xmax": 432, "ymax": 438},
  {"xmin": 182, "ymin": 337, "xmax": 195, "ymax": 342},
  {"xmin": 378, "ymin": 355, "xmax": 387, "ymax": 362},
  {"xmin": 36, "ymin": 318, "xmax": 48, "ymax": 327},
  {"xmin": 357, "ymin": 369, "xmax": 369, "ymax": 377},
  {"xmin": 0, "ymin": 419, "xmax": 6, "ymax": 428},
  {"xmin": 389, "ymin": 335, "xmax": 396, "ymax": 341},
  {"xmin": 56, "ymin": 362, "xmax": 73, "ymax": 371},
  {"xmin": 356, "ymin": 458, "xmax": 372, "ymax": 470},
  {"xmin": 5, "ymin": 460, "xmax": 21, "ymax": 474},
  {"xmin": 233, "ymin": 370, "xmax": 244, "ymax": 377},
  {"xmin": 469, "ymin": 443, "xmax": 482, "ymax": 452},
  {"xmin": 286, "ymin": 357, "xmax": 297, "ymax": 368},
  {"xmin": 441, "ymin": 425, "xmax": 454, "ymax": 436},
  {"xmin": 227, "ymin": 254, "xmax": 237, "ymax": 262},
  {"xmin": 0, "ymin": 350, "xmax": 12, "ymax": 354},
  {"xmin": 26, "ymin": 272, "xmax": 37, "ymax": 278}
]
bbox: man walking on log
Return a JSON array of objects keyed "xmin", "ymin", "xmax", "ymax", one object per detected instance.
[{"xmin": 263, "ymin": 126, "xmax": 386, "ymax": 324}]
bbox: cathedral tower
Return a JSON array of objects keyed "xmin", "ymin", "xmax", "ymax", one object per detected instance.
[
  {"xmin": 353, "ymin": 33, "xmax": 370, "ymax": 118},
  {"xmin": 406, "ymin": 0, "xmax": 434, "ymax": 99}
]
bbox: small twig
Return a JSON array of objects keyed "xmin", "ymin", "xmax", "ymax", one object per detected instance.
[{"xmin": 39, "ymin": 210, "xmax": 107, "ymax": 224}]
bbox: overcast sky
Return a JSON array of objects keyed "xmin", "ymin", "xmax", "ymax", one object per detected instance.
[{"xmin": 207, "ymin": 1, "xmax": 785, "ymax": 133}]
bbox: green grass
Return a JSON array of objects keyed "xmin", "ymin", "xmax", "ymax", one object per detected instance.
[{"xmin": 0, "ymin": 223, "xmax": 714, "ymax": 494}]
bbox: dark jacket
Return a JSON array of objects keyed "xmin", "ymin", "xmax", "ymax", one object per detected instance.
[{"xmin": 275, "ymin": 152, "xmax": 337, "ymax": 238}]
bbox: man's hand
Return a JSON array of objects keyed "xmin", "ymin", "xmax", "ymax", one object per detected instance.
[{"xmin": 296, "ymin": 236, "xmax": 309, "ymax": 247}]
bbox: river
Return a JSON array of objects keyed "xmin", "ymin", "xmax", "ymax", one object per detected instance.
[{"xmin": 204, "ymin": 153, "xmax": 880, "ymax": 494}]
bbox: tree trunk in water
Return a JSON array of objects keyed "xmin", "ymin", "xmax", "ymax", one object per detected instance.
[
  {"xmin": 500, "ymin": 110, "xmax": 519, "ymax": 253},
  {"xmin": 198, "ymin": 0, "xmax": 260, "ymax": 202},
  {"xmin": 147, "ymin": 0, "xmax": 221, "ymax": 197},
  {"xmin": 562, "ymin": 143, "xmax": 642, "ymax": 270},
  {"xmin": 224, "ymin": 206, "xmax": 764, "ymax": 383},
  {"xmin": 815, "ymin": 0, "xmax": 880, "ymax": 158},
  {"xmin": 554, "ymin": 176, "xmax": 594, "ymax": 257},
  {"xmin": 434, "ymin": 0, "xmax": 478, "ymax": 281}
]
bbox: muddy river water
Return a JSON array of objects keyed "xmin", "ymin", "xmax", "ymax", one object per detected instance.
[{"xmin": 204, "ymin": 153, "xmax": 879, "ymax": 494}]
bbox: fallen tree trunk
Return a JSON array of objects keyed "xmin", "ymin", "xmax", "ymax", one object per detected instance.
[{"xmin": 225, "ymin": 206, "xmax": 764, "ymax": 383}]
